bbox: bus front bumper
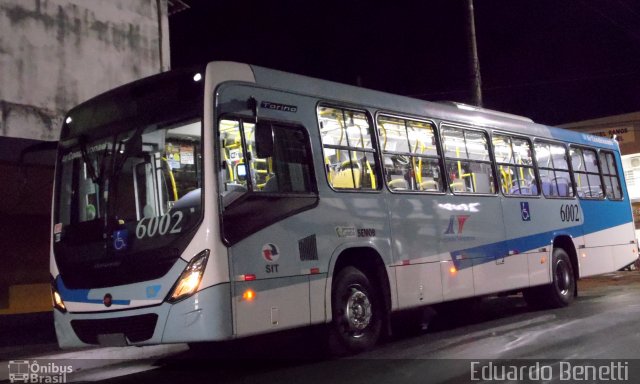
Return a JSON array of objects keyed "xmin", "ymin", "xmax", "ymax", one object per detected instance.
[{"xmin": 54, "ymin": 283, "xmax": 233, "ymax": 348}]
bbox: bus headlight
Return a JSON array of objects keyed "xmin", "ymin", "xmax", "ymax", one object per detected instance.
[
  {"xmin": 167, "ymin": 250, "xmax": 209, "ymax": 303},
  {"xmin": 51, "ymin": 279, "xmax": 67, "ymax": 313}
]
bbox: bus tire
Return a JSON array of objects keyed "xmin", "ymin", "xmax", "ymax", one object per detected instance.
[
  {"xmin": 524, "ymin": 248, "xmax": 575, "ymax": 309},
  {"xmin": 328, "ymin": 266, "xmax": 382, "ymax": 355}
]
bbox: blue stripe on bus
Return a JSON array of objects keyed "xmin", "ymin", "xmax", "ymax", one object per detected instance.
[
  {"xmin": 580, "ymin": 199, "xmax": 632, "ymax": 234},
  {"xmin": 55, "ymin": 277, "xmax": 131, "ymax": 305},
  {"xmin": 547, "ymin": 127, "xmax": 617, "ymax": 149},
  {"xmin": 450, "ymin": 200, "xmax": 632, "ymax": 270}
]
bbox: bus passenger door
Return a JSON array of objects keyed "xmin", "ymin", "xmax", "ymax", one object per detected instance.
[{"xmin": 216, "ymin": 84, "xmax": 321, "ymax": 337}]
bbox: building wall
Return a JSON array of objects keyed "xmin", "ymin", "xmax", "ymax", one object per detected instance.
[
  {"xmin": 0, "ymin": 0, "xmax": 170, "ymax": 141},
  {"xmin": 0, "ymin": 0, "xmax": 169, "ymax": 314},
  {"xmin": 561, "ymin": 112, "xmax": 640, "ymax": 156}
]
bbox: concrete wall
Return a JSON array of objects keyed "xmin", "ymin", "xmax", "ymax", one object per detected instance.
[
  {"xmin": 0, "ymin": 0, "xmax": 170, "ymax": 141},
  {"xmin": 0, "ymin": 0, "xmax": 170, "ymax": 314}
]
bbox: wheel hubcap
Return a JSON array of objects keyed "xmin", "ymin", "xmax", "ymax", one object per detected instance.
[
  {"xmin": 344, "ymin": 287, "xmax": 372, "ymax": 336},
  {"xmin": 555, "ymin": 260, "xmax": 572, "ymax": 296}
]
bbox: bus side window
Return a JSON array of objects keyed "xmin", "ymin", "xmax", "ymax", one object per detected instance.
[
  {"xmin": 377, "ymin": 115, "xmax": 443, "ymax": 192},
  {"xmin": 599, "ymin": 151, "xmax": 623, "ymax": 200},
  {"xmin": 535, "ymin": 141, "xmax": 573, "ymax": 198},
  {"xmin": 218, "ymin": 118, "xmax": 315, "ymax": 195},
  {"xmin": 492, "ymin": 134, "xmax": 537, "ymax": 196},
  {"xmin": 258, "ymin": 124, "xmax": 314, "ymax": 194},
  {"xmin": 318, "ymin": 106, "xmax": 380, "ymax": 191},
  {"xmin": 442, "ymin": 125, "xmax": 495, "ymax": 194},
  {"xmin": 571, "ymin": 147, "xmax": 603, "ymax": 199}
]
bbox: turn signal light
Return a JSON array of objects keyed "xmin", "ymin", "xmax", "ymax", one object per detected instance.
[
  {"xmin": 51, "ymin": 279, "xmax": 66, "ymax": 313},
  {"xmin": 242, "ymin": 289, "xmax": 256, "ymax": 301}
]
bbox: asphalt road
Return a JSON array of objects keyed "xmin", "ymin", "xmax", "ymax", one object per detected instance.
[{"xmin": 10, "ymin": 271, "xmax": 640, "ymax": 383}]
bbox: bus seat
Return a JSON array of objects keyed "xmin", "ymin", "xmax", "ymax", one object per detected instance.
[
  {"xmin": 173, "ymin": 188, "xmax": 202, "ymax": 210},
  {"xmin": 388, "ymin": 178, "xmax": 408, "ymax": 190},
  {"xmin": 420, "ymin": 179, "xmax": 439, "ymax": 191},
  {"xmin": 553, "ymin": 177, "xmax": 570, "ymax": 197},
  {"xmin": 541, "ymin": 180, "xmax": 553, "ymax": 196},
  {"xmin": 450, "ymin": 181, "xmax": 465, "ymax": 192},
  {"xmin": 263, "ymin": 176, "xmax": 278, "ymax": 192},
  {"xmin": 590, "ymin": 185, "xmax": 603, "ymax": 198},
  {"xmin": 221, "ymin": 184, "xmax": 246, "ymax": 206},
  {"xmin": 333, "ymin": 168, "xmax": 361, "ymax": 188},
  {"xmin": 510, "ymin": 186, "xmax": 532, "ymax": 195},
  {"xmin": 556, "ymin": 182, "xmax": 569, "ymax": 197}
]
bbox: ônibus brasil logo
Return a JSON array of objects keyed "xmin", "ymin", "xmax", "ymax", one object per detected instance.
[{"xmin": 8, "ymin": 360, "xmax": 73, "ymax": 383}]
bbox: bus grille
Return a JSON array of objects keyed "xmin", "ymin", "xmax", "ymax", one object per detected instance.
[{"xmin": 70, "ymin": 313, "xmax": 158, "ymax": 344}]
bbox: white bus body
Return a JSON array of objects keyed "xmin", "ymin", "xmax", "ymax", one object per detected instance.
[{"xmin": 50, "ymin": 62, "xmax": 637, "ymax": 353}]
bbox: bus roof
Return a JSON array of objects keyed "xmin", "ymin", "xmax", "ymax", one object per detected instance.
[{"xmin": 245, "ymin": 62, "xmax": 618, "ymax": 151}]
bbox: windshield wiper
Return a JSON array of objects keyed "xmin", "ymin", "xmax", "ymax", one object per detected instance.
[
  {"xmin": 78, "ymin": 135, "xmax": 113, "ymax": 187},
  {"xmin": 79, "ymin": 136, "xmax": 100, "ymax": 184}
]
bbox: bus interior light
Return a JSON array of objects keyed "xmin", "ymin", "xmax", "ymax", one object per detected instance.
[{"xmin": 167, "ymin": 250, "xmax": 209, "ymax": 303}]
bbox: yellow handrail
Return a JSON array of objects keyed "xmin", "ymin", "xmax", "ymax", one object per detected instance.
[
  {"xmin": 364, "ymin": 158, "xmax": 376, "ymax": 189},
  {"xmin": 162, "ymin": 157, "xmax": 179, "ymax": 201}
]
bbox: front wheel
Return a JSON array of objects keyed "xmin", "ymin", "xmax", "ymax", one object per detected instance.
[
  {"xmin": 524, "ymin": 248, "xmax": 576, "ymax": 309},
  {"xmin": 328, "ymin": 266, "xmax": 382, "ymax": 355}
]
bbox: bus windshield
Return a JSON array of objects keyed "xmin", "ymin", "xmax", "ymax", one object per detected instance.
[
  {"xmin": 54, "ymin": 119, "xmax": 203, "ymax": 288},
  {"xmin": 52, "ymin": 67, "xmax": 204, "ymax": 289},
  {"xmin": 57, "ymin": 119, "xmax": 202, "ymax": 225}
]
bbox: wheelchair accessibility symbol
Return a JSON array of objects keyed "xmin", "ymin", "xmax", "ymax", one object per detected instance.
[
  {"xmin": 520, "ymin": 202, "xmax": 531, "ymax": 221},
  {"xmin": 113, "ymin": 229, "xmax": 129, "ymax": 251}
]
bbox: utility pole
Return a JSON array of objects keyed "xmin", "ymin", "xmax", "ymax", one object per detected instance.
[{"xmin": 466, "ymin": 0, "xmax": 483, "ymax": 107}]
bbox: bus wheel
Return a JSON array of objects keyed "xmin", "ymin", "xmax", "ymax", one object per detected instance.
[
  {"xmin": 328, "ymin": 266, "xmax": 382, "ymax": 355},
  {"xmin": 524, "ymin": 248, "xmax": 575, "ymax": 309}
]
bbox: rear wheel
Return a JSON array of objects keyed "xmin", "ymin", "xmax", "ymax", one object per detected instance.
[
  {"xmin": 328, "ymin": 266, "xmax": 382, "ymax": 355},
  {"xmin": 524, "ymin": 247, "xmax": 575, "ymax": 309}
]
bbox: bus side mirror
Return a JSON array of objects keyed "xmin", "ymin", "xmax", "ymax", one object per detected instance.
[{"xmin": 255, "ymin": 122, "xmax": 274, "ymax": 158}]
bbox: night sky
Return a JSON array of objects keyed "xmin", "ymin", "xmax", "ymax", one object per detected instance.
[{"xmin": 169, "ymin": 0, "xmax": 640, "ymax": 126}]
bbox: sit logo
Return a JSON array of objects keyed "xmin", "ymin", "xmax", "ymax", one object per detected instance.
[{"xmin": 262, "ymin": 243, "xmax": 280, "ymax": 274}]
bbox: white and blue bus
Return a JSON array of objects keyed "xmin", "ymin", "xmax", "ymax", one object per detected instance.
[{"xmin": 51, "ymin": 61, "xmax": 637, "ymax": 354}]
